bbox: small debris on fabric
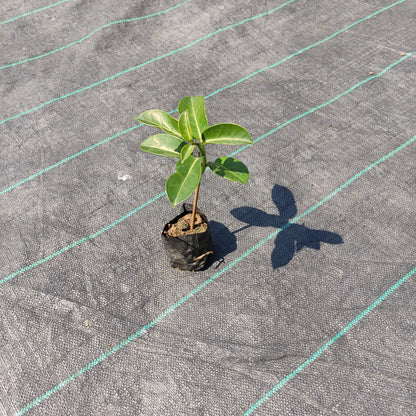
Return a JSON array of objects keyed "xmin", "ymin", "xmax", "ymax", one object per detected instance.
[
  {"xmin": 369, "ymin": 71, "xmax": 374, "ymax": 75},
  {"xmin": 118, "ymin": 173, "xmax": 132, "ymax": 181},
  {"xmin": 400, "ymin": 52, "xmax": 406, "ymax": 56},
  {"xmin": 83, "ymin": 320, "xmax": 93, "ymax": 327}
]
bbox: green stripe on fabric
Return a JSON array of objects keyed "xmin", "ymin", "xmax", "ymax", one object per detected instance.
[
  {"xmin": 0, "ymin": 0, "xmax": 193, "ymax": 70},
  {"xmin": 14, "ymin": 136, "xmax": 416, "ymax": 415},
  {"xmin": 0, "ymin": 0, "xmax": 297, "ymax": 126},
  {"xmin": 0, "ymin": 190, "xmax": 166, "ymax": 286},
  {"xmin": 1, "ymin": 56, "xmax": 414, "ymax": 285},
  {"xmin": 242, "ymin": 265, "xmax": 416, "ymax": 415},
  {"xmin": 205, "ymin": 0, "xmax": 408, "ymax": 99},
  {"xmin": 0, "ymin": 0, "xmax": 409, "ymax": 197},
  {"xmin": 0, "ymin": 124, "xmax": 144, "ymax": 196},
  {"xmin": 228, "ymin": 52, "xmax": 415, "ymax": 158},
  {"xmin": 0, "ymin": 0, "xmax": 71, "ymax": 26}
]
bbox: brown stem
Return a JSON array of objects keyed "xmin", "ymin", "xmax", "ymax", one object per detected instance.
[
  {"xmin": 190, "ymin": 147, "xmax": 205, "ymax": 232},
  {"xmin": 190, "ymin": 182, "xmax": 200, "ymax": 231}
]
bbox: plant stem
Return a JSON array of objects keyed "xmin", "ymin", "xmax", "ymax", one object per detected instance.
[
  {"xmin": 190, "ymin": 143, "xmax": 206, "ymax": 231},
  {"xmin": 190, "ymin": 182, "xmax": 200, "ymax": 231}
]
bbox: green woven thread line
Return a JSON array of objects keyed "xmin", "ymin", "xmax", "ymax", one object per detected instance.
[
  {"xmin": 14, "ymin": 135, "xmax": 416, "ymax": 415},
  {"xmin": 0, "ymin": 191, "xmax": 166, "ymax": 286},
  {"xmin": 1, "ymin": 0, "xmax": 408, "ymax": 197},
  {"xmin": 0, "ymin": 0, "xmax": 193, "ymax": 70},
  {"xmin": 242, "ymin": 266, "xmax": 416, "ymax": 415},
  {"xmin": 237, "ymin": 133, "xmax": 415, "ymax": 251},
  {"xmin": 2, "ymin": 51, "xmax": 414, "ymax": 287},
  {"xmin": 0, "ymin": 0, "xmax": 71, "ymax": 26},
  {"xmin": 0, "ymin": 124, "xmax": 143, "ymax": 196},
  {"xmin": 205, "ymin": 0, "xmax": 407, "ymax": 99},
  {"xmin": 0, "ymin": 0, "xmax": 296, "ymax": 126},
  {"xmin": 229, "ymin": 52, "xmax": 414, "ymax": 158}
]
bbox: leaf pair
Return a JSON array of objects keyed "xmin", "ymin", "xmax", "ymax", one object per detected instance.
[
  {"xmin": 178, "ymin": 96, "xmax": 208, "ymax": 141},
  {"xmin": 138, "ymin": 96, "xmax": 207, "ymax": 143}
]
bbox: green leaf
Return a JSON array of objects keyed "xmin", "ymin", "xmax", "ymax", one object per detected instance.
[
  {"xmin": 180, "ymin": 144, "xmax": 195, "ymax": 162},
  {"xmin": 178, "ymin": 96, "xmax": 208, "ymax": 140},
  {"xmin": 140, "ymin": 134, "xmax": 187, "ymax": 158},
  {"xmin": 203, "ymin": 123, "xmax": 253, "ymax": 145},
  {"xmin": 166, "ymin": 155, "xmax": 202, "ymax": 206},
  {"xmin": 136, "ymin": 109, "xmax": 181, "ymax": 137},
  {"xmin": 178, "ymin": 110, "xmax": 193, "ymax": 142},
  {"xmin": 207, "ymin": 157, "xmax": 249, "ymax": 183}
]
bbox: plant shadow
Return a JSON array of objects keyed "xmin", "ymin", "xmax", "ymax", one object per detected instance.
[
  {"xmin": 205, "ymin": 220, "xmax": 237, "ymax": 269},
  {"xmin": 231, "ymin": 184, "xmax": 343, "ymax": 269}
]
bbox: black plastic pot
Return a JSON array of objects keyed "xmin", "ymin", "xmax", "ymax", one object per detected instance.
[{"xmin": 162, "ymin": 204, "xmax": 214, "ymax": 271}]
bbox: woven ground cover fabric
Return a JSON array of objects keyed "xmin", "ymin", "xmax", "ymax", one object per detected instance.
[{"xmin": 0, "ymin": 0, "xmax": 415, "ymax": 415}]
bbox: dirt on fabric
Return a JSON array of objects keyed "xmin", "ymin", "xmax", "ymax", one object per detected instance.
[{"xmin": 164, "ymin": 213, "xmax": 208, "ymax": 237}]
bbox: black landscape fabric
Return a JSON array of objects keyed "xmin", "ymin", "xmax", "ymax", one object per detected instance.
[{"xmin": 0, "ymin": 0, "xmax": 415, "ymax": 415}]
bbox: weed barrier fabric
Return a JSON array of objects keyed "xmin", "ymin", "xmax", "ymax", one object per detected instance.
[{"xmin": 1, "ymin": 0, "xmax": 416, "ymax": 415}]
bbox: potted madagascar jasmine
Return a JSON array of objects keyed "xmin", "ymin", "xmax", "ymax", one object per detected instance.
[{"xmin": 137, "ymin": 96, "xmax": 253, "ymax": 271}]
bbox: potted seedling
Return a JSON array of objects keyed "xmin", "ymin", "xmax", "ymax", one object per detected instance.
[{"xmin": 137, "ymin": 96, "xmax": 253, "ymax": 271}]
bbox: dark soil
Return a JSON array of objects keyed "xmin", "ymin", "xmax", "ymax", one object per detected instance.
[{"xmin": 164, "ymin": 213, "xmax": 208, "ymax": 238}]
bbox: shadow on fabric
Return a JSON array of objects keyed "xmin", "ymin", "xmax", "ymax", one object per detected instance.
[
  {"xmin": 230, "ymin": 184, "xmax": 343, "ymax": 269},
  {"xmin": 206, "ymin": 220, "xmax": 237, "ymax": 269}
]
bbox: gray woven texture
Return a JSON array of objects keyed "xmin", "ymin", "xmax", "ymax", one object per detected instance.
[{"xmin": 1, "ymin": 0, "xmax": 415, "ymax": 414}]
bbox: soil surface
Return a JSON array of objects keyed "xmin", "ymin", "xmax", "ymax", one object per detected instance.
[{"xmin": 164, "ymin": 213, "xmax": 208, "ymax": 237}]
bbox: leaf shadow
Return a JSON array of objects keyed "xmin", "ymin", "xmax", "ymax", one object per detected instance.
[{"xmin": 231, "ymin": 184, "xmax": 343, "ymax": 269}]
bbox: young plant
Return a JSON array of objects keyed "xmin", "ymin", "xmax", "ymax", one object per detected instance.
[{"xmin": 137, "ymin": 96, "xmax": 253, "ymax": 230}]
